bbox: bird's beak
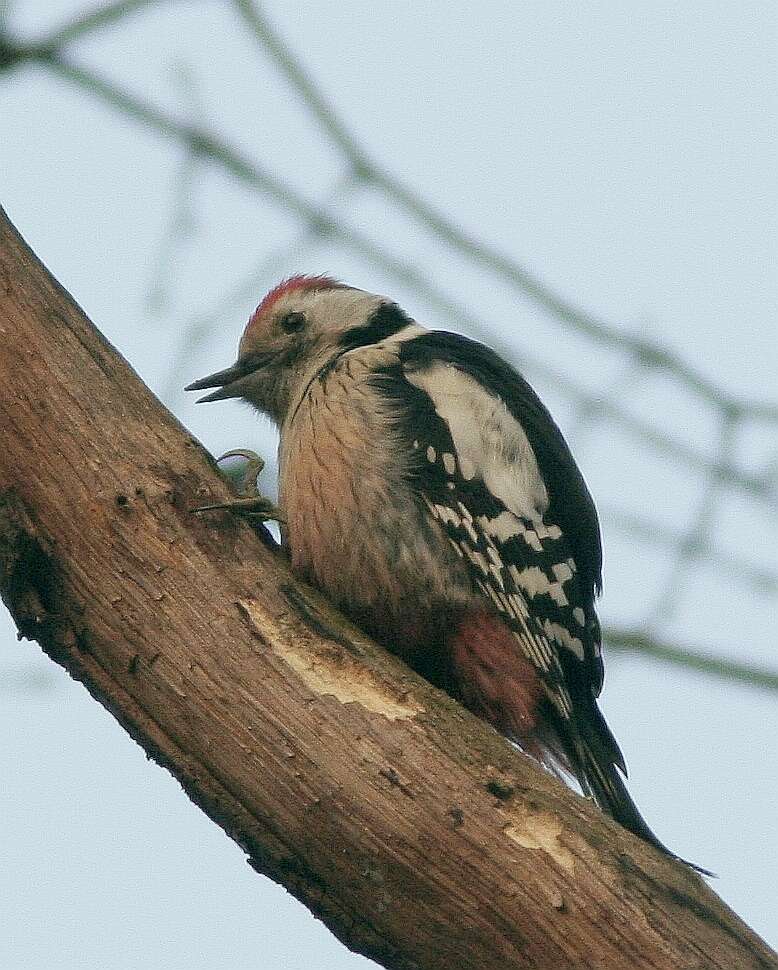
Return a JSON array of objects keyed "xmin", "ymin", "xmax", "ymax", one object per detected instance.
[{"xmin": 185, "ymin": 354, "xmax": 276, "ymax": 403}]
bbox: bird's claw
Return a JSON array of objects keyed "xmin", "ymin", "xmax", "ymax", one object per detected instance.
[{"xmin": 192, "ymin": 449, "xmax": 285, "ymax": 523}]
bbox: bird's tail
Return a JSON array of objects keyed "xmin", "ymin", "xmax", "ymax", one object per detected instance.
[{"xmin": 567, "ymin": 705, "xmax": 713, "ymax": 876}]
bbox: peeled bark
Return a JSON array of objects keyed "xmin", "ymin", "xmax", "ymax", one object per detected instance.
[{"xmin": 0, "ymin": 204, "xmax": 774, "ymax": 970}]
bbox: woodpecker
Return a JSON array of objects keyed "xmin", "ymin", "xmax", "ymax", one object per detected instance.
[{"xmin": 187, "ymin": 274, "xmax": 690, "ymax": 865}]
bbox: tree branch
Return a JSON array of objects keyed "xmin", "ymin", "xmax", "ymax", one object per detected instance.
[
  {"xmin": 35, "ymin": 0, "xmax": 172, "ymax": 50},
  {"xmin": 605, "ymin": 629, "xmax": 778, "ymax": 693},
  {"xmin": 0, "ymin": 206, "xmax": 774, "ymax": 970}
]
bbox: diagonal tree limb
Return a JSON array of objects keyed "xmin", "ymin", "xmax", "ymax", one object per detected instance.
[
  {"xmin": 0, "ymin": 206, "xmax": 774, "ymax": 970},
  {"xmin": 35, "ymin": 0, "xmax": 172, "ymax": 50},
  {"xmin": 605, "ymin": 629, "xmax": 778, "ymax": 693}
]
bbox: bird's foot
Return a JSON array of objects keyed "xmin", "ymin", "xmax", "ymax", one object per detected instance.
[{"xmin": 192, "ymin": 449, "xmax": 285, "ymax": 523}]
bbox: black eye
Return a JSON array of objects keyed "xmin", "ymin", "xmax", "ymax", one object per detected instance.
[{"xmin": 280, "ymin": 311, "xmax": 306, "ymax": 334}]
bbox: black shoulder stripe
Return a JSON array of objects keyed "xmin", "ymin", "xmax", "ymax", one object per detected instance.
[{"xmin": 339, "ymin": 302, "xmax": 413, "ymax": 350}]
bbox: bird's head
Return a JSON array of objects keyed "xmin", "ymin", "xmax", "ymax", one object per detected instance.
[{"xmin": 186, "ymin": 275, "xmax": 411, "ymax": 423}]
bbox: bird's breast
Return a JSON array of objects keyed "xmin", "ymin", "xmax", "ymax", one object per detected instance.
[{"xmin": 278, "ymin": 355, "xmax": 472, "ymax": 627}]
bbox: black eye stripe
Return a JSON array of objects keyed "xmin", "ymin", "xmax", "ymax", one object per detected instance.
[{"xmin": 280, "ymin": 311, "xmax": 306, "ymax": 333}]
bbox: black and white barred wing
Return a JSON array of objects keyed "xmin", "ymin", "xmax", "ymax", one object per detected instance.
[{"xmin": 378, "ymin": 332, "xmax": 607, "ymax": 713}]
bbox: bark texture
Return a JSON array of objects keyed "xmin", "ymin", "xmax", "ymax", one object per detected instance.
[{"xmin": 0, "ymin": 204, "xmax": 774, "ymax": 970}]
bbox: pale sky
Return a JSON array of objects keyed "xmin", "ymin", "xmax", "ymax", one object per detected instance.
[{"xmin": 1, "ymin": 2, "xmax": 776, "ymax": 967}]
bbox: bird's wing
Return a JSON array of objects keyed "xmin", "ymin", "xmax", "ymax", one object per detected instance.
[{"xmin": 369, "ymin": 331, "xmax": 618, "ymax": 763}]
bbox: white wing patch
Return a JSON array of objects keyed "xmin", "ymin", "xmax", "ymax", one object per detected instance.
[
  {"xmin": 541, "ymin": 620, "xmax": 586, "ymax": 661},
  {"xmin": 478, "ymin": 509, "xmax": 522, "ymax": 541},
  {"xmin": 405, "ymin": 362, "xmax": 549, "ymax": 521},
  {"xmin": 512, "ymin": 566, "xmax": 569, "ymax": 607}
]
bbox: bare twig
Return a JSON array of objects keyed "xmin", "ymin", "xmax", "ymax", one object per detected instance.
[
  {"xmin": 602, "ymin": 506, "xmax": 778, "ymax": 597},
  {"xmin": 160, "ymin": 171, "xmax": 360, "ymax": 402},
  {"xmin": 35, "ymin": 0, "xmax": 173, "ymax": 50},
  {"xmin": 234, "ymin": 0, "xmax": 778, "ymax": 423},
  {"xmin": 605, "ymin": 629, "xmax": 778, "ymax": 693},
  {"xmin": 147, "ymin": 60, "xmax": 204, "ymax": 314},
  {"xmin": 646, "ymin": 410, "xmax": 740, "ymax": 625}
]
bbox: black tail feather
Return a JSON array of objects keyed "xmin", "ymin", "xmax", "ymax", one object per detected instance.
[{"xmin": 571, "ymin": 723, "xmax": 714, "ymax": 876}]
